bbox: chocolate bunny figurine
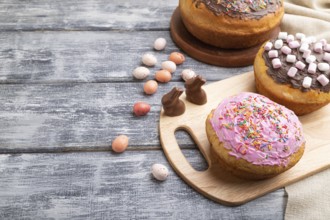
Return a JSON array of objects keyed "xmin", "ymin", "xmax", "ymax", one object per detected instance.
[
  {"xmin": 185, "ymin": 75, "xmax": 207, "ymax": 105},
  {"xmin": 161, "ymin": 87, "xmax": 185, "ymax": 117}
]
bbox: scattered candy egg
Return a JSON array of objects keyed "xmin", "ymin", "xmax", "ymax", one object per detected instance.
[
  {"xmin": 133, "ymin": 101, "xmax": 151, "ymax": 116},
  {"xmin": 169, "ymin": 52, "xmax": 185, "ymax": 65},
  {"xmin": 112, "ymin": 135, "xmax": 129, "ymax": 153},
  {"xmin": 144, "ymin": 80, "xmax": 158, "ymax": 95},
  {"xmin": 142, "ymin": 53, "xmax": 157, "ymax": 66},
  {"xmin": 154, "ymin": 38, "xmax": 167, "ymax": 51},
  {"xmin": 161, "ymin": 61, "xmax": 176, "ymax": 73},
  {"xmin": 155, "ymin": 70, "xmax": 172, "ymax": 83},
  {"xmin": 133, "ymin": 66, "xmax": 150, "ymax": 80},
  {"xmin": 181, "ymin": 69, "xmax": 196, "ymax": 81},
  {"xmin": 151, "ymin": 163, "xmax": 169, "ymax": 181}
]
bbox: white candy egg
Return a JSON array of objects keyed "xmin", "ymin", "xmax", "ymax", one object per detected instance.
[
  {"xmin": 181, "ymin": 69, "xmax": 196, "ymax": 81},
  {"xmin": 154, "ymin": 38, "xmax": 167, "ymax": 51},
  {"xmin": 142, "ymin": 53, "xmax": 157, "ymax": 66},
  {"xmin": 161, "ymin": 61, "xmax": 176, "ymax": 73},
  {"xmin": 132, "ymin": 66, "xmax": 150, "ymax": 79},
  {"xmin": 151, "ymin": 163, "xmax": 169, "ymax": 181}
]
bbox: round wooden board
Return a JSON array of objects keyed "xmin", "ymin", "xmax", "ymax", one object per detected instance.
[
  {"xmin": 170, "ymin": 7, "xmax": 280, "ymax": 67},
  {"xmin": 159, "ymin": 72, "xmax": 330, "ymax": 206}
]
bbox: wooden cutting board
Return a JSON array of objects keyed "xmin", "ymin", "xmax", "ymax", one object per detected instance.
[{"xmin": 159, "ymin": 71, "xmax": 330, "ymax": 206}]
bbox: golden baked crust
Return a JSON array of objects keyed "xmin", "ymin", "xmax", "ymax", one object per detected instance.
[
  {"xmin": 179, "ymin": 0, "xmax": 284, "ymax": 48},
  {"xmin": 254, "ymin": 43, "xmax": 330, "ymax": 115},
  {"xmin": 206, "ymin": 111, "xmax": 305, "ymax": 180}
]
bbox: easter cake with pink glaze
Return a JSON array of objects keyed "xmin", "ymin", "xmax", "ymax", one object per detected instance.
[{"xmin": 206, "ymin": 92, "xmax": 305, "ymax": 180}]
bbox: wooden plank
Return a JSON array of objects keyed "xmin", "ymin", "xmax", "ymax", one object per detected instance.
[
  {"xmin": 0, "ymin": 150, "xmax": 285, "ymax": 219},
  {"xmin": 0, "ymin": 31, "xmax": 252, "ymax": 84},
  {"xmin": 0, "ymin": 0, "xmax": 178, "ymax": 31},
  {"xmin": 160, "ymin": 72, "xmax": 330, "ymax": 205},
  {"xmin": 0, "ymin": 81, "xmax": 211, "ymax": 152}
]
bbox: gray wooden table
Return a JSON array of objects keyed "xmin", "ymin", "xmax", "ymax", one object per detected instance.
[{"xmin": 0, "ymin": 1, "xmax": 286, "ymax": 219}]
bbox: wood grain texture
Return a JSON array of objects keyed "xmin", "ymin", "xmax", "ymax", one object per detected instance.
[
  {"xmin": 0, "ymin": 31, "xmax": 252, "ymax": 84},
  {"xmin": 0, "ymin": 151, "xmax": 286, "ymax": 219},
  {"xmin": 160, "ymin": 72, "xmax": 330, "ymax": 205},
  {"xmin": 0, "ymin": 0, "xmax": 178, "ymax": 31}
]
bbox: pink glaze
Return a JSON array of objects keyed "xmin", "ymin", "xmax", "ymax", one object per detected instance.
[{"xmin": 210, "ymin": 92, "xmax": 305, "ymax": 166}]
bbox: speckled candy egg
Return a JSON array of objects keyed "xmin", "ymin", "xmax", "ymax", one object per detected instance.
[
  {"xmin": 169, "ymin": 52, "xmax": 185, "ymax": 65},
  {"xmin": 151, "ymin": 163, "xmax": 169, "ymax": 181},
  {"xmin": 142, "ymin": 53, "xmax": 157, "ymax": 66},
  {"xmin": 161, "ymin": 61, "xmax": 176, "ymax": 73},
  {"xmin": 112, "ymin": 135, "xmax": 129, "ymax": 153},
  {"xmin": 133, "ymin": 66, "xmax": 150, "ymax": 79},
  {"xmin": 144, "ymin": 80, "xmax": 158, "ymax": 95},
  {"xmin": 181, "ymin": 69, "xmax": 196, "ymax": 81},
  {"xmin": 154, "ymin": 38, "xmax": 167, "ymax": 51},
  {"xmin": 155, "ymin": 70, "xmax": 172, "ymax": 83}
]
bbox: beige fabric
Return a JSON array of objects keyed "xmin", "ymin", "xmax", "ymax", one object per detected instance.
[{"xmin": 281, "ymin": 1, "xmax": 330, "ymax": 220}]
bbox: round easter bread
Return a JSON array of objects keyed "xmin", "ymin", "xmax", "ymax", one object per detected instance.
[
  {"xmin": 206, "ymin": 92, "xmax": 305, "ymax": 180},
  {"xmin": 254, "ymin": 32, "xmax": 330, "ymax": 115},
  {"xmin": 179, "ymin": 0, "xmax": 284, "ymax": 48}
]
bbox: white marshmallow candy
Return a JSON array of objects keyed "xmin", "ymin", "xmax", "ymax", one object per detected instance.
[
  {"xmin": 317, "ymin": 75, "xmax": 329, "ymax": 86},
  {"xmin": 268, "ymin": 50, "xmax": 278, "ymax": 58},
  {"xmin": 318, "ymin": 63, "xmax": 330, "ymax": 72},
  {"xmin": 296, "ymin": 33, "xmax": 306, "ymax": 40},
  {"xmin": 308, "ymin": 63, "xmax": 317, "ymax": 74},
  {"xmin": 142, "ymin": 53, "xmax": 157, "ymax": 66},
  {"xmin": 281, "ymin": 46, "xmax": 292, "ymax": 55},
  {"xmin": 272, "ymin": 58, "xmax": 282, "ymax": 69},
  {"xmin": 314, "ymin": 42, "xmax": 323, "ymax": 53},
  {"xmin": 286, "ymin": 54, "xmax": 296, "ymax": 63},
  {"xmin": 296, "ymin": 61, "xmax": 306, "ymax": 70},
  {"xmin": 320, "ymin": 39, "xmax": 327, "ymax": 46},
  {"xmin": 154, "ymin": 38, "xmax": 167, "ymax": 51},
  {"xmin": 289, "ymin": 41, "xmax": 300, "ymax": 49},
  {"xmin": 306, "ymin": 55, "xmax": 316, "ymax": 64},
  {"xmin": 287, "ymin": 67, "xmax": 298, "ymax": 78},
  {"xmin": 307, "ymin": 36, "xmax": 317, "ymax": 44},
  {"xmin": 133, "ymin": 66, "xmax": 150, "ymax": 79},
  {"xmin": 278, "ymin": 32, "xmax": 288, "ymax": 40},
  {"xmin": 299, "ymin": 43, "xmax": 309, "ymax": 52},
  {"xmin": 286, "ymin": 35, "xmax": 295, "ymax": 43},
  {"xmin": 302, "ymin": 76, "xmax": 312, "ymax": 88},
  {"xmin": 274, "ymin": 39, "xmax": 283, "ymax": 49},
  {"xmin": 324, "ymin": 44, "xmax": 330, "ymax": 52},
  {"xmin": 264, "ymin": 42, "xmax": 273, "ymax": 51},
  {"xmin": 324, "ymin": 52, "xmax": 330, "ymax": 62},
  {"xmin": 303, "ymin": 49, "xmax": 312, "ymax": 59}
]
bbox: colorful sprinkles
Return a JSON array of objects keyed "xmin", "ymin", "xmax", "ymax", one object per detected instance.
[{"xmin": 210, "ymin": 92, "xmax": 305, "ymax": 166}]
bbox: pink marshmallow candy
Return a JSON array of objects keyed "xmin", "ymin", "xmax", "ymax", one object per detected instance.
[
  {"xmin": 303, "ymin": 49, "xmax": 311, "ymax": 59},
  {"xmin": 272, "ymin": 58, "xmax": 282, "ymax": 69},
  {"xmin": 296, "ymin": 33, "xmax": 306, "ymax": 40},
  {"xmin": 289, "ymin": 41, "xmax": 300, "ymax": 49},
  {"xmin": 264, "ymin": 42, "xmax": 273, "ymax": 51},
  {"xmin": 324, "ymin": 52, "xmax": 330, "ymax": 62},
  {"xmin": 325, "ymin": 44, "xmax": 330, "ymax": 52},
  {"xmin": 308, "ymin": 63, "xmax": 317, "ymax": 74},
  {"xmin": 278, "ymin": 32, "xmax": 288, "ymax": 40},
  {"xmin": 314, "ymin": 42, "xmax": 323, "ymax": 53},
  {"xmin": 281, "ymin": 46, "xmax": 292, "ymax": 55},
  {"xmin": 286, "ymin": 35, "xmax": 294, "ymax": 43},
  {"xmin": 299, "ymin": 43, "xmax": 309, "ymax": 52},
  {"xmin": 306, "ymin": 55, "xmax": 316, "ymax": 64},
  {"xmin": 287, "ymin": 67, "xmax": 298, "ymax": 77},
  {"xmin": 268, "ymin": 50, "xmax": 278, "ymax": 58},
  {"xmin": 295, "ymin": 61, "xmax": 306, "ymax": 70},
  {"xmin": 317, "ymin": 75, "xmax": 329, "ymax": 86},
  {"xmin": 320, "ymin": 39, "xmax": 327, "ymax": 46}
]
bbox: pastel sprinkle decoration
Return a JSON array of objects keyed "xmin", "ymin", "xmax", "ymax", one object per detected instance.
[
  {"xmin": 287, "ymin": 67, "xmax": 298, "ymax": 77},
  {"xmin": 317, "ymin": 75, "xmax": 329, "ymax": 86},
  {"xmin": 302, "ymin": 77, "xmax": 312, "ymax": 88},
  {"xmin": 210, "ymin": 92, "xmax": 305, "ymax": 166}
]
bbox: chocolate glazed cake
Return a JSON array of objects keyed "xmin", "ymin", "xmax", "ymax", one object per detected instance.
[{"xmin": 179, "ymin": 0, "xmax": 284, "ymax": 49}]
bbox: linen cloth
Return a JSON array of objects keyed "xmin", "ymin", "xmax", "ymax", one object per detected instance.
[{"xmin": 280, "ymin": 1, "xmax": 330, "ymax": 219}]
